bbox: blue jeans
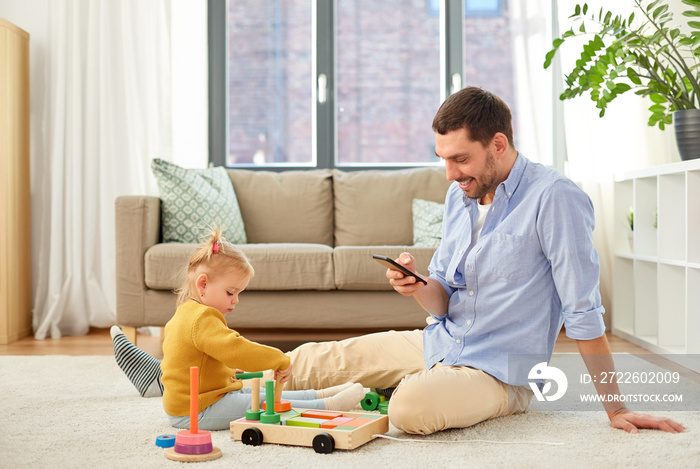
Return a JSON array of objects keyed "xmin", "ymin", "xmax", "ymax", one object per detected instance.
[{"xmin": 167, "ymin": 387, "xmax": 322, "ymax": 431}]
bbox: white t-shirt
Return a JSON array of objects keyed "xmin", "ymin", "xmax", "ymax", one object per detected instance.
[{"xmin": 470, "ymin": 201, "xmax": 491, "ymax": 248}]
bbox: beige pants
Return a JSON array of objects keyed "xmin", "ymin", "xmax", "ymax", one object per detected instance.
[{"xmin": 285, "ymin": 329, "xmax": 532, "ymax": 434}]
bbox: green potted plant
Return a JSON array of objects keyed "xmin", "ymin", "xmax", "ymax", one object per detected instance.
[
  {"xmin": 544, "ymin": 0, "xmax": 700, "ymax": 160},
  {"xmin": 627, "ymin": 206, "xmax": 634, "ymax": 251}
]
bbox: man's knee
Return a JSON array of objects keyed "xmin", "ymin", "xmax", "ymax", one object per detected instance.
[{"xmin": 388, "ymin": 378, "xmax": 441, "ymax": 435}]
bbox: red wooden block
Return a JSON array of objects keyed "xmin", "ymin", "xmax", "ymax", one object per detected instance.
[
  {"xmin": 343, "ymin": 418, "xmax": 374, "ymax": 428},
  {"xmin": 301, "ymin": 410, "xmax": 344, "ymax": 420},
  {"xmin": 320, "ymin": 416, "xmax": 354, "ymax": 429}
]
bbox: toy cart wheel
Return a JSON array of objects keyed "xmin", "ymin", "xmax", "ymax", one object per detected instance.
[
  {"xmin": 312, "ymin": 433, "xmax": 335, "ymax": 454},
  {"xmin": 241, "ymin": 427, "xmax": 263, "ymax": 446}
]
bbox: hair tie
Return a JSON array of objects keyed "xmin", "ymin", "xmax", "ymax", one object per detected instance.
[{"xmin": 212, "ymin": 240, "xmax": 219, "ymax": 254}]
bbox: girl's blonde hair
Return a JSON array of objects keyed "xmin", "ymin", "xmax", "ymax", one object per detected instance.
[{"xmin": 175, "ymin": 227, "xmax": 254, "ymax": 306}]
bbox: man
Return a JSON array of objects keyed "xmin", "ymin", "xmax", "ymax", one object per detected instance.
[
  {"xmin": 287, "ymin": 87, "xmax": 684, "ymax": 435},
  {"xmin": 113, "ymin": 87, "xmax": 683, "ymax": 435}
]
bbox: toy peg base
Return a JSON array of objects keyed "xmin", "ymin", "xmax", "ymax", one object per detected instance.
[
  {"xmin": 261, "ymin": 399, "xmax": 292, "ymax": 413},
  {"xmin": 165, "ymin": 446, "xmax": 222, "ymax": 462},
  {"xmin": 245, "ymin": 409, "xmax": 263, "ymax": 421},
  {"xmin": 260, "ymin": 412, "xmax": 281, "ymax": 424}
]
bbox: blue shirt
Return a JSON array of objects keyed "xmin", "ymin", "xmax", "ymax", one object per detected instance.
[{"xmin": 425, "ymin": 153, "xmax": 606, "ymax": 386}]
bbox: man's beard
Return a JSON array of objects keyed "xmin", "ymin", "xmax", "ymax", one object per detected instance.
[{"xmin": 463, "ymin": 150, "xmax": 498, "ymax": 201}]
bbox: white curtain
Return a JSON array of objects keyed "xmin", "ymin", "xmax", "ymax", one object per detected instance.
[
  {"xmin": 33, "ymin": 0, "xmax": 171, "ymax": 339},
  {"xmin": 508, "ymin": 0, "xmax": 683, "ymax": 329},
  {"xmin": 509, "ymin": 0, "xmax": 553, "ymax": 167},
  {"xmin": 554, "ymin": 0, "xmax": 681, "ymax": 328}
]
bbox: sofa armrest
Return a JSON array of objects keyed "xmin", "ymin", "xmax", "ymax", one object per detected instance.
[{"xmin": 115, "ymin": 195, "xmax": 161, "ymax": 327}]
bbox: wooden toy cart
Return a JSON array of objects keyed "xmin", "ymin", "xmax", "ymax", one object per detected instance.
[
  {"xmin": 230, "ymin": 373, "xmax": 389, "ymax": 453},
  {"xmin": 231, "ymin": 409, "xmax": 389, "ymax": 453}
]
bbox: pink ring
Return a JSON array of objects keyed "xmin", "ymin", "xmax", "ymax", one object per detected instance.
[{"xmin": 175, "ymin": 430, "xmax": 212, "ymax": 446}]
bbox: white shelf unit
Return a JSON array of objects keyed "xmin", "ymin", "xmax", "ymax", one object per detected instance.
[{"xmin": 613, "ymin": 159, "xmax": 700, "ymax": 373}]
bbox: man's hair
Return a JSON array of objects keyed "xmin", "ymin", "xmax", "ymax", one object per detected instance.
[{"xmin": 432, "ymin": 87, "xmax": 514, "ymax": 148}]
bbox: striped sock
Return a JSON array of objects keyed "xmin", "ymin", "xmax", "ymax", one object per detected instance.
[{"xmin": 110, "ymin": 326, "xmax": 163, "ymax": 398}]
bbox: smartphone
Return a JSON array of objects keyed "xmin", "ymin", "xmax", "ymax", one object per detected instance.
[{"xmin": 372, "ymin": 254, "xmax": 427, "ymax": 285}]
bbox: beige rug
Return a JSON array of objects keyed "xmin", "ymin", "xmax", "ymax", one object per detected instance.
[{"xmin": 1, "ymin": 356, "xmax": 698, "ymax": 468}]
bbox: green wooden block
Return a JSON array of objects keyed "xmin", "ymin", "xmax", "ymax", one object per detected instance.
[
  {"xmin": 280, "ymin": 409, "xmax": 301, "ymax": 424},
  {"xmin": 359, "ymin": 414, "xmax": 382, "ymax": 419},
  {"xmin": 285, "ymin": 417, "xmax": 326, "ymax": 428},
  {"xmin": 332, "ymin": 426, "xmax": 355, "ymax": 431}
]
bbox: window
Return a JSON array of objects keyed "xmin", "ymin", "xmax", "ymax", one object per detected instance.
[
  {"xmin": 210, "ymin": 0, "xmax": 462, "ymax": 170},
  {"xmin": 223, "ymin": 0, "xmax": 313, "ymax": 167},
  {"xmin": 210, "ymin": 0, "xmax": 557, "ymax": 171},
  {"xmin": 464, "ymin": 0, "xmax": 503, "ymax": 17},
  {"xmin": 335, "ymin": 1, "xmax": 441, "ymax": 166}
]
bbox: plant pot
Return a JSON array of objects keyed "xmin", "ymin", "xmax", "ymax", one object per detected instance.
[
  {"xmin": 628, "ymin": 231, "xmax": 634, "ymax": 252},
  {"xmin": 674, "ymin": 109, "xmax": 700, "ymax": 161}
]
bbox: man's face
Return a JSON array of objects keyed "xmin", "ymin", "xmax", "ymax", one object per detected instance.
[{"xmin": 435, "ymin": 127, "xmax": 499, "ymax": 202}]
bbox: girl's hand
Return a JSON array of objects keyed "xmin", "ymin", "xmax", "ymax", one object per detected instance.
[{"xmin": 275, "ymin": 363, "xmax": 293, "ymax": 384}]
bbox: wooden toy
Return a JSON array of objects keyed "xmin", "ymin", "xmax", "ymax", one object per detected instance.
[
  {"xmin": 235, "ymin": 372, "xmax": 265, "ymax": 421},
  {"xmin": 231, "ymin": 404, "xmax": 389, "ymax": 454},
  {"xmin": 155, "ymin": 435, "xmax": 176, "ymax": 448},
  {"xmin": 260, "ymin": 379, "xmax": 281, "ymax": 424},
  {"xmin": 261, "ymin": 375, "xmax": 292, "ymax": 412},
  {"xmin": 165, "ymin": 367, "xmax": 222, "ymax": 462},
  {"xmin": 361, "ymin": 391, "xmax": 380, "ymax": 411}
]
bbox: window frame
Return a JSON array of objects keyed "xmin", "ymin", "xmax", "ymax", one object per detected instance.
[
  {"xmin": 208, "ymin": 0, "xmax": 462, "ymax": 171},
  {"xmin": 208, "ymin": 0, "xmax": 565, "ymax": 174}
]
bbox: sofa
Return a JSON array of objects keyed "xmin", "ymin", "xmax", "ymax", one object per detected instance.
[{"xmin": 115, "ymin": 166, "xmax": 453, "ymax": 348}]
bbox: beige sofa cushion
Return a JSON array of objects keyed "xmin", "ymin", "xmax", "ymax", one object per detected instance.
[
  {"xmin": 334, "ymin": 246, "xmax": 437, "ymax": 290},
  {"xmin": 144, "ymin": 243, "xmax": 335, "ymax": 291},
  {"xmin": 333, "ymin": 167, "xmax": 452, "ymax": 246},
  {"xmin": 228, "ymin": 169, "xmax": 334, "ymax": 246}
]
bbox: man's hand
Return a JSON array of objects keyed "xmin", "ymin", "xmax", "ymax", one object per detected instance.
[
  {"xmin": 609, "ymin": 409, "xmax": 685, "ymax": 434},
  {"xmin": 386, "ymin": 253, "xmax": 425, "ymax": 297},
  {"xmin": 385, "ymin": 252, "xmax": 449, "ymax": 317}
]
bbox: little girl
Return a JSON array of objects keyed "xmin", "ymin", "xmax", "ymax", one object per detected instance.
[{"xmin": 128, "ymin": 229, "xmax": 363, "ymax": 431}]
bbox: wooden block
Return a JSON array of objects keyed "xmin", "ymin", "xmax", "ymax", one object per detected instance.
[
  {"xmin": 320, "ymin": 417, "xmax": 354, "ymax": 429},
  {"xmin": 343, "ymin": 418, "xmax": 374, "ymax": 428},
  {"xmin": 280, "ymin": 410, "xmax": 301, "ymax": 424},
  {"xmin": 285, "ymin": 417, "xmax": 327, "ymax": 428},
  {"xmin": 332, "ymin": 426, "xmax": 355, "ymax": 431},
  {"xmin": 301, "ymin": 410, "xmax": 343, "ymax": 420},
  {"xmin": 358, "ymin": 414, "xmax": 383, "ymax": 419}
]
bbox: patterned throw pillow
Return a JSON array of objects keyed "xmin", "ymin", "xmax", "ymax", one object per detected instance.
[
  {"xmin": 151, "ymin": 159, "xmax": 247, "ymax": 244},
  {"xmin": 412, "ymin": 198, "xmax": 444, "ymax": 247}
]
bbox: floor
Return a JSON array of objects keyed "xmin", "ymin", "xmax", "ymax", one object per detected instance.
[
  {"xmin": 4, "ymin": 328, "xmax": 698, "ymax": 385},
  {"xmin": 0, "ymin": 328, "xmax": 651, "ymax": 359}
]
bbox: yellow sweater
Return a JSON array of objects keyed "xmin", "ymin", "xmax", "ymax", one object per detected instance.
[{"xmin": 161, "ymin": 300, "xmax": 290, "ymax": 416}]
